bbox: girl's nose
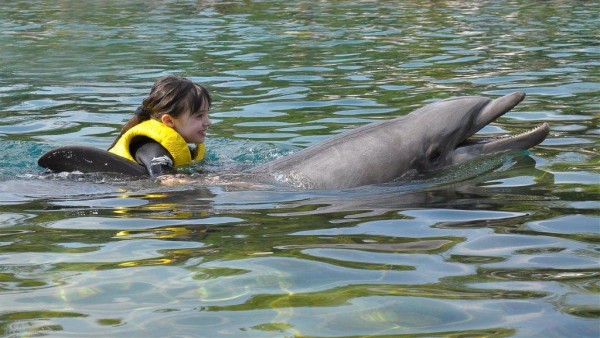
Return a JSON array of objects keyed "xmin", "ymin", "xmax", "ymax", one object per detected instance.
[{"xmin": 204, "ymin": 115, "xmax": 212, "ymax": 127}]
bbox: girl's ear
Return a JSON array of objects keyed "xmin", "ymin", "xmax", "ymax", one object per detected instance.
[{"xmin": 161, "ymin": 114, "xmax": 176, "ymax": 127}]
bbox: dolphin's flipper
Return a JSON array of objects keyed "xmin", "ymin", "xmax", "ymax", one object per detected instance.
[{"xmin": 38, "ymin": 146, "xmax": 147, "ymax": 176}]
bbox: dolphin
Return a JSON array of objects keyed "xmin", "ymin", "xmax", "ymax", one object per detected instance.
[{"xmin": 248, "ymin": 92, "xmax": 549, "ymax": 189}]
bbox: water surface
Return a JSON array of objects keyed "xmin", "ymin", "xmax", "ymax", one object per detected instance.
[{"xmin": 0, "ymin": 1, "xmax": 598, "ymax": 337}]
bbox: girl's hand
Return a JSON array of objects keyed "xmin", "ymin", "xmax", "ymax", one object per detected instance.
[{"xmin": 156, "ymin": 174, "xmax": 193, "ymax": 186}]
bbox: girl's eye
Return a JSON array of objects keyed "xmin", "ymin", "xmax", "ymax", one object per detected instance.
[{"xmin": 195, "ymin": 110, "xmax": 209, "ymax": 119}]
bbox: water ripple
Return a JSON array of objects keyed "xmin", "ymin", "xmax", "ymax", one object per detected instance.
[{"xmin": 0, "ymin": 1, "xmax": 598, "ymax": 337}]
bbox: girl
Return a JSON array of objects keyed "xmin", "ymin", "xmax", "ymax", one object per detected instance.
[{"xmin": 108, "ymin": 75, "xmax": 212, "ymax": 177}]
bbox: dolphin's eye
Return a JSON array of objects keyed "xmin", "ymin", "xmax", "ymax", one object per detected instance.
[{"xmin": 428, "ymin": 149, "xmax": 442, "ymax": 163}]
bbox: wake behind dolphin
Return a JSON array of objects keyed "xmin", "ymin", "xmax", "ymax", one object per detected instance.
[{"xmin": 249, "ymin": 92, "xmax": 549, "ymax": 189}]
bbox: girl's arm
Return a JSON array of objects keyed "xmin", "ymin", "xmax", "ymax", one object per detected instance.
[
  {"xmin": 132, "ymin": 139, "xmax": 176, "ymax": 176},
  {"xmin": 132, "ymin": 138, "xmax": 194, "ymax": 185}
]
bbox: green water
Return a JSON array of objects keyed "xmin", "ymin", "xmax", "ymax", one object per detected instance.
[{"xmin": 0, "ymin": 1, "xmax": 598, "ymax": 337}]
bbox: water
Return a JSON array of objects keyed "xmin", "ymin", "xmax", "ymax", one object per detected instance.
[{"xmin": 0, "ymin": 1, "xmax": 598, "ymax": 337}]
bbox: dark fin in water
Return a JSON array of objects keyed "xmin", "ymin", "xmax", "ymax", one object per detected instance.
[{"xmin": 38, "ymin": 146, "xmax": 147, "ymax": 176}]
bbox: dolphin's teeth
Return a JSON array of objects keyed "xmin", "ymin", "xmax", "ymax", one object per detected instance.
[
  {"xmin": 514, "ymin": 123, "xmax": 548, "ymax": 137},
  {"xmin": 496, "ymin": 123, "xmax": 548, "ymax": 140},
  {"xmin": 469, "ymin": 123, "xmax": 548, "ymax": 144}
]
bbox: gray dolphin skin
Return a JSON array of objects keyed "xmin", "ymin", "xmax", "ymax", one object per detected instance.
[{"xmin": 249, "ymin": 92, "xmax": 550, "ymax": 189}]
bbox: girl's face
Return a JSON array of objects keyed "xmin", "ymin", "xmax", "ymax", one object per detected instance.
[{"xmin": 163, "ymin": 108, "xmax": 211, "ymax": 144}]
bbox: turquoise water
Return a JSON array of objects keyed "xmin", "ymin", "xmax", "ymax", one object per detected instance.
[{"xmin": 1, "ymin": 1, "xmax": 599, "ymax": 337}]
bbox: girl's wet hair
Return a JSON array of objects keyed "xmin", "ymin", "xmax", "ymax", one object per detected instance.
[{"xmin": 109, "ymin": 75, "xmax": 211, "ymax": 149}]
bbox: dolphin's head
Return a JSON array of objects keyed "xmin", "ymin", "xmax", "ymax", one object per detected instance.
[
  {"xmin": 420, "ymin": 92, "xmax": 549, "ymax": 172},
  {"xmin": 250, "ymin": 91, "xmax": 549, "ymax": 189}
]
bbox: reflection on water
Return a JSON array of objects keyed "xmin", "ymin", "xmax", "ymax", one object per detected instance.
[{"xmin": 0, "ymin": 1, "xmax": 599, "ymax": 337}]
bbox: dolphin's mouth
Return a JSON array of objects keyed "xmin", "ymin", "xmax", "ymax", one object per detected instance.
[
  {"xmin": 456, "ymin": 122, "xmax": 550, "ymax": 155},
  {"xmin": 454, "ymin": 91, "xmax": 549, "ymax": 157}
]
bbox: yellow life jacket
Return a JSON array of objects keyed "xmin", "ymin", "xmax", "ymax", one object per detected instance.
[{"xmin": 108, "ymin": 119, "xmax": 204, "ymax": 167}]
